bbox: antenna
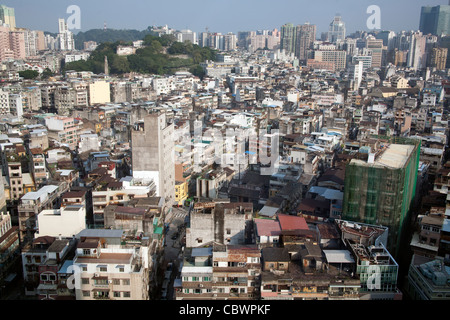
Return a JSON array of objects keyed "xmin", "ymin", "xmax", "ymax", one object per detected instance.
[{"xmin": 104, "ymin": 21, "xmax": 107, "ymax": 31}]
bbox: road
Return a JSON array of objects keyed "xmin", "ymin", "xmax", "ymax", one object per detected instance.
[{"xmin": 161, "ymin": 206, "xmax": 188, "ymax": 299}]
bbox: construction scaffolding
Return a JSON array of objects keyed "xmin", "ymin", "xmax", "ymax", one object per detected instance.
[{"xmin": 342, "ymin": 136, "xmax": 421, "ymax": 256}]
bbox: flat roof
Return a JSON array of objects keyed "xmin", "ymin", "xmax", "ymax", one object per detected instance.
[
  {"xmin": 181, "ymin": 266, "xmax": 213, "ymax": 274},
  {"xmin": 76, "ymin": 229, "xmax": 123, "ymax": 239},
  {"xmin": 351, "ymin": 144, "xmax": 415, "ymax": 169},
  {"xmin": 323, "ymin": 250, "xmax": 355, "ymax": 264},
  {"xmin": 21, "ymin": 185, "xmax": 59, "ymax": 201},
  {"xmin": 191, "ymin": 247, "xmax": 212, "ymax": 257},
  {"xmin": 76, "ymin": 252, "xmax": 132, "ymax": 264}
]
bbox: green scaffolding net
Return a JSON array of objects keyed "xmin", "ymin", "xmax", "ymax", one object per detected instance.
[{"xmin": 342, "ymin": 136, "xmax": 420, "ymax": 255}]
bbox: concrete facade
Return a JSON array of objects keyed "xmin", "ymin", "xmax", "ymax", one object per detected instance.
[{"xmin": 131, "ymin": 112, "xmax": 175, "ymax": 206}]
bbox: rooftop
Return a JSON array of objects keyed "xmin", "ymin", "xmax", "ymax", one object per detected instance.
[{"xmin": 350, "ymin": 143, "xmax": 415, "ymax": 169}]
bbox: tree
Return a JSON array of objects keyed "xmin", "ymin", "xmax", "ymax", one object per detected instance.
[
  {"xmin": 189, "ymin": 65, "xmax": 205, "ymax": 80},
  {"xmin": 19, "ymin": 70, "xmax": 39, "ymax": 79},
  {"xmin": 111, "ymin": 55, "xmax": 130, "ymax": 74},
  {"xmin": 41, "ymin": 68, "xmax": 54, "ymax": 79}
]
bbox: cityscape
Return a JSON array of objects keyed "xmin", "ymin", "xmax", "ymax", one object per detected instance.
[{"xmin": 0, "ymin": 0, "xmax": 449, "ymax": 306}]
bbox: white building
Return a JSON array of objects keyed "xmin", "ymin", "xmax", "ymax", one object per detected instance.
[
  {"xmin": 8, "ymin": 93, "xmax": 23, "ymax": 119},
  {"xmin": 0, "ymin": 88, "xmax": 10, "ymax": 115},
  {"xmin": 65, "ymin": 52, "xmax": 90, "ymax": 63},
  {"xmin": 58, "ymin": 18, "xmax": 75, "ymax": 51},
  {"xmin": 35, "ymin": 205, "xmax": 86, "ymax": 238},
  {"xmin": 79, "ymin": 133, "xmax": 100, "ymax": 153}
]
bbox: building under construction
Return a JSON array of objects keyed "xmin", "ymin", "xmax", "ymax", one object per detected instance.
[{"xmin": 342, "ymin": 136, "xmax": 421, "ymax": 257}]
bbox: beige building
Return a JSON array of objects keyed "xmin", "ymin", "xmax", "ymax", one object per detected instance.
[
  {"xmin": 72, "ymin": 230, "xmax": 150, "ymax": 300},
  {"xmin": 88, "ymin": 81, "xmax": 111, "ymax": 105},
  {"xmin": 313, "ymin": 50, "xmax": 347, "ymax": 71}
]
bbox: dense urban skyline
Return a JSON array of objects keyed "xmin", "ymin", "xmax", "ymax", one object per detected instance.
[{"xmin": 1, "ymin": 0, "xmax": 448, "ymax": 35}]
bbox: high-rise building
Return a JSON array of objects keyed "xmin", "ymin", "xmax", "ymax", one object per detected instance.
[
  {"xmin": 366, "ymin": 36, "xmax": 384, "ymax": 68},
  {"xmin": 328, "ymin": 15, "xmax": 346, "ymax": 43},
  {"xmin": 131, "ymin": 112, "xmax": 175, "ymax": 206},
  {"xmin": 419, "ymin": 4, "xmax": 450, "ymax": 36},
  {"xmin": 280, "ymin": 23, "xmax": 296, "ymax": 54},
  {"xmin": 428, "ymin": 47, "xmax": 448, "ymax": 70},
  {"xmin": 342, "ymin": 138, "xmax": 421, "ymax": 257},
  {"xmin": 0, "ymin": 5, "xmax": 16, "ymax": 30},
  {"xmin": 407, "ymin": 32, "xmax": 427, "ymax": 71},
  {"xmin": 223, "ymin": 32, "xmax": 237, "ymax": 51},
  {"xmin": 313, "ymin": 49, "xmax": 347, "ymax": 71},
  {"xmin": 439, "ymin": 35, "xmax": 450, "ymax": 68},
  {"xmin": 58, "ymin": 18, "xmax": 74, "ymax": 51},
  {"xmin": 295, "ymin": 23, "xmax": 316, "ymax": 62},
  {"xmin": 8, "ymin": 30, "xmax": 25, "ymax": 60}
]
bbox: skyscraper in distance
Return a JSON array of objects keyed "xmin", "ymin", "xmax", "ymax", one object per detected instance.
[
  {"xmin": 295, "ymin": 23, "xmax": 316, "ymax": 62},
  {"xmin": 419, "ymin": 4, "xmax": 450, "ymax": 36},
  {"xmin": 58, "ymin": 18, "xmax": 74, "ymax": 51},
  {"xmin": 328, "ymin": 14, "xmax": 346, "ymax": 43},
  {"xmin": 0, "ymin": 5, "xmax": 16, "ymax": 30},
  {"xmin": 280, "ymin": 23, "xmax": 296, "ymax": 54}
]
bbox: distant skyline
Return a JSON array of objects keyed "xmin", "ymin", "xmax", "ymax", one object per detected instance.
[{"xmin": 2, "ymin": 0, "xmax": 448, "ymax": 36}]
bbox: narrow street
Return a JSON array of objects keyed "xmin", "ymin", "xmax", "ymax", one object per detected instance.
[{"xmin": 161, "ymin": 206, "xmax": 188, "ymax": 299}]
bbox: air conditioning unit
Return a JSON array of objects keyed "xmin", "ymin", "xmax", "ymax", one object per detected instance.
[{"xmin": 94, "ymin": 273, "xmax": 100, "ymax": 277}]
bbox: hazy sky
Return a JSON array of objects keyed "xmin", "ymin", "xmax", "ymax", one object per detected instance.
[{"xmin": 2, "ymin": 0, "xmax": 448, "ymax": 35}]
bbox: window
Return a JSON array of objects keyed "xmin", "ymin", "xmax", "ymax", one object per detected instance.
[
  {"xmin": 123, "ymin": 292, "xmax": 131, "ymax": 298},
  {"xmin": 97, "ymin": 265, "xmax": 107, "ymax": 272},
  {"xmin": 81, "ymin": 278, "xmax": 90, "ymax": 285},
  {"xmin": 113, "ymin": 279, "xmax": 120, "ymax": 285},
  {"xmin": 83, "ymin": 249, "xmax": 90, "ymax": 255},
  {"xmin": 82, "ymin": 291, "xmax": 90, "ymax": 297},
  {"xmin": 122, "ymin": 279, "xmax": 130, "ymax": 285},
  {"xmin": 114, "ymin": 291, "xmax": 121, "ymax": 298},
  {"xmin": 117, "ymin": 265, "xmax": 125, "ymax": 272},
  {"xmin": 41, "ymin": 274, "xmax": 48, "ymax": 281}
]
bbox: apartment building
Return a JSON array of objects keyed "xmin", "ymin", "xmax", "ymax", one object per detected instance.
[
  {"xmin": 72, "ymin": 230, "xmax": 150, "ymax": 300},
  {"xmin": 0, "ymin": 213, "xmax": 20, "ymax": 295},
  {"xmin": 21, "ymin": 235, "xmax": 75, "ymax": 297},
  {"xmin": 29, "ymin": 147, "xmax": 48, "ymax": 185},
  {"xmin": 131, "ymin": 112, "xmax": 175, "ymax": 206},
  {"xmin": 336, "ymin": 219, "xmax": 402, "ymax": 299},
  {"xmin": 92, "ymin": 177, "xmax": 156, "ymax": 227},
  {"xmin": 186, "ymin": 201, "xmax": 253, "ymax": 247},
  {"xmin": 260, "ymin": 242, "xmax": 360, "ymax": 300},
  {"xmin": 313, "ymin": 50, "xmax": 347, "ymax": 71},
  {"xmin": 18, "ymin": 184, "xmax": 68, "ymax": 243},
  {"xmin": 45, "ymin": 116, "xmax": 81, "ymax": 150},
  {"xmin": 410, "ymin": 208, "xmax": 446, "ymax": 259},
  {"xmin": 407, "ymin": 256, "xmax": 450, "ymax": 300},
  {"xmin": 176, "ymin": 244, "xmax": 261, "ymax": 300}
]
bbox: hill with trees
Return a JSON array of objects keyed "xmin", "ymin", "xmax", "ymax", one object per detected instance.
[
  {"xmin": 73, "ymin": 27, "xmax": 157, "ymax": 50},
  {"xmin": 64, "ymin": 34, "xmax": 216, "ymax": 78}
]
